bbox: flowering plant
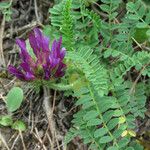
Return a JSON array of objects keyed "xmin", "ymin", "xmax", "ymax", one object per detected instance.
[{"xmin": 8, "ymin": 28, "xmax": 66, "ymax": 81}]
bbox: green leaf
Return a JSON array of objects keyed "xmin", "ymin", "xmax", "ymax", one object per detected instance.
[
  {"xmin": 83, "ymin": 137, "xmax": 92, "ymax": 144},
  {"xmin": 87, "ymin": 119, "xmax": 102, "ymax": 126},
  {"xmin": 0, "ymin": 2, "xmax": 10, "ymax": 9},
  {"xmin": 118, "ymin": 137, "xmax": 130, "ymax": 148},
  {"xmin": 99, "ymin": 136, "xmax": 113, "ymax": 143},
  {"xmin": 136, "ymin": 22, "xmax": 148, "ymax": 28},
  {"xmin": 131, "ymin": 141, "xmax": 144, "ymax": 150},
  {"xmin": 134, "ymin": 27, "xmax": 149, "ymax": 43},
  {"xmin": 113, "ymin": 127, "xmax": 125, "ymax": 138},
  {"xmin": 94, "ymin": 127, "xmax": 108, "ymax": 138},
  {"xmin": 146, "ymin": 29, "xmax": 150, "ymax": 37},
  {"xmin": 6, "ymin": 87, "xmax": 24, "ymax": 112},
  {"xmin": 119, "ymin": 117, "xmax": 126, "ymax": 124},
  {"xmin": 128, "ymin": 14, "xmax": 139, "ymax": 21},
  {"xmin": 113, "ymin": 110, "xmax": 123, "ymax": 117},
  {"xmin": 100, "ymin": 4, "xmax": 110, "ymax": 13},
  {"xmin": 83, "ymin": 110, "xmax": 99, "ymax": 121},
  {"xmin": 0, "ymin": 116, "xmax": 13, "ymax": 126},
  {"xmin": 76, "ymin": 96, "xmax": 91, "ymax": 106},
  {"xmin": 107, "ymin": 118, "xmax": 119, "ymax": 130},
  {"xmin": 83, "ymin": 101, "xmax": 94, "ymax": 109},
  {"xmin": 107, "ymin": 146, "xmax": 119, "ymax": 150},
  {"xmin": 126, "ymin": 2, "xmax": 135, "ymax": 12},
  {"xmin": 125, "ymin": 147, "xmax": 134, "ymax": 150},
  {"xmin": 12, "ymin": 121, "xmax": 26, "ymax": 131},
  {"xmin": 142, "ymin": 0, "xmax": 150, "ymax": 5}
]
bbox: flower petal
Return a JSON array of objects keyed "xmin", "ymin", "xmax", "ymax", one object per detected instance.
[
  {"xmin": 51, "ymin": 40, "xmax": 57, "ymax": 57},
  {"xmin": 24, "ymin": 72, "xmax": 35, "ymax": 81},
  {"xmin": 29, "ymin": 28, "xmax": 50, "ymax": 57},
  {"xmin": 51, "ymin": 37, "xmax": 66, "ymax": 60},
  {"xmin": 34, "ymin": 28, "xmax": 50, "ymax": 53},
  {"xmin": 16, "ymin": 39, "xmax": 34, "ymax": 65},
  {"xmin": 54, "ymin": 62, "xmax": 66, "ymax": 78},
  {"xmin": 16, "ymin": 39, "xmax": 27, "ymax": 50},
  {"xmin": 43, "ymin": 65, "xmax": 51, "ymax": 80},
  {"xmin": 57, "ymin": 36, "xmax": 62, "ymax": 53},
  {"xmin": 20, "ymin": 62, "xmax": 33, "ymax": 74},
  {"xmin": 49, "ymin": 56, "xmax": 60, "ymax": 69},
  {"xmin": 60, "ymin": 47, "xmax": 66, "ymax": 59},
  {"xmin": 8, "ymin": 65, "xmax": 25, "ymax": 80}
]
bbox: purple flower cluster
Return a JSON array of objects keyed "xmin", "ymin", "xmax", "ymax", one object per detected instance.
[{"xmin": 8, "ymin": 28, "xmax": 66, "ymax": 81}]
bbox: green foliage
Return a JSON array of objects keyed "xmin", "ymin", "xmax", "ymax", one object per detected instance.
[
  {"xmin": 129, "ymin": 82, "xmax": 147, "ymax": 118},
  {"xmin": 12, "ymin": 120, "xmax": 26, "ymax": 131},
  {"xmin": 67, "ymin": 48, "xmax": 108, "ymax": 96},
  {"xmin": 0, "ymin": 115, "xmax": 26, "ymax": 132},
  {"xmin": 61, "ymin": 0, "xmax": 74, "ymax": 50},
  {"xmin": 0, "ymin": 2, "xmax": 11, "ymax": 9},
  {"xmin": 49, "ymin": 0, "xmax": 101, "ymax": 48},
  {"xmin": 45, "ymin": 0, "xmax": 150, "ymax": 149},
  {"xmin": 0, "ymin": 1, "xmax": 12, "ymax": 21},
  {"xmin": 0, "ymin": 116, "xmax": 13, "ymax": 126},
  {"xmin": 0, "ymin": 87, "xmax": 25, "ymax": 132},
  {"xmin": 6, "ymin": 87, "xmax": 24, "ymax": 112},
  {"xmin": 142, "ymin": 0, "xmax": 150, "ymax": 5},
  {"xmin": 65, "ymin": 85, "xmax": 133, "ymax": 149}
]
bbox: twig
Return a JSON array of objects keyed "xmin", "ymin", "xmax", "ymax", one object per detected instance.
[
  {"xmin": 19, "ymin": 131, "xmax": 27, "ymax": 150},
  {"xmin": 55, "ymin": 131, "xmax": 61, "ymax": 150},
  {"xmin": 30, "ymin": 114, "xmax": 34, "ymax": 133},
  {"xmin": 0, "ymin": 79, "xmax": 8, "ymax": 93},
  {"xmin": 34, "ymin": 0, "xmax": 41, "ymax": 23},
  {"xmin": 41, "ymin": 126, "xmax": 50, "ymax": 145},
  {"xmin": 141, "ymin": 46, "xmax": 150, "ymax": 52},
  {"xmin": 5, "ymin": 21, "xmax": 44, "ymax": 39},
  {"xmin": 46, "ymin": 132, "xmax": 54, "ymax": 149},
  {"xmin": 34, "ymin": 128, "xmax": 47, "ymax": 150},
  {"xmin": 0, "ymin": 131, "xmax": 10, "ymax": 150},
  {"xmin": 132, "ymin": 37, "xmax": 143, "ymax": 50},
  {"xmin": 8, "ymin": 132, "xmax": 17, "ymax": 143},
  {"xmin": 10, "ymin": 134, "xmax": 19, "ymax": 150},
  {"xmin": 92, "ymin": 4, "xmax": 107, "ymax": 18},
  {"xmin": 129, "ymin": 64, "xmax": 149, "ymax": 94},
  {"xmin": 0, "ymin": 14, "xmax": 6, "ymax": 67}
]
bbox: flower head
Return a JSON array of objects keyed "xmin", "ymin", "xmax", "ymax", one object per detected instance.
[{"xmin": 8, "ymin": 28, "xmax": 66, "ymax": 81}]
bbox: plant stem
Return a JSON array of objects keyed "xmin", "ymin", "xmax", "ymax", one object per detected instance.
[
  {"xmin": 47, "ymin": 78, "xmax": 81, "ymax": 91},
  {"xmin": 43, "ymin": 86, "xmax": 55, "ymax": 150}
]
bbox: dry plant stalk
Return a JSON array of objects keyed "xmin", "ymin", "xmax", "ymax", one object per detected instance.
[
  {"xmin": 0, "ymin": 130, "xmax": 10, "ymax": 150},
  {"xmin": 43, "ymin": 86, "xmax": 56, "ymax": 150},
  {"xmin": 0, "ymin": 14, "xmax": 6, "ymax": 67}
]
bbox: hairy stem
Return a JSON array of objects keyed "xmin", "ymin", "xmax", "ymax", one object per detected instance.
[{"xmin": 46, "ymin": 78, "xmax": 81, "ymax": 91}]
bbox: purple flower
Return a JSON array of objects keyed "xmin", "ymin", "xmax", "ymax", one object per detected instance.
[{"xmin": 8, "ymin": 28, "xmax": 66, "ymax": 81}]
